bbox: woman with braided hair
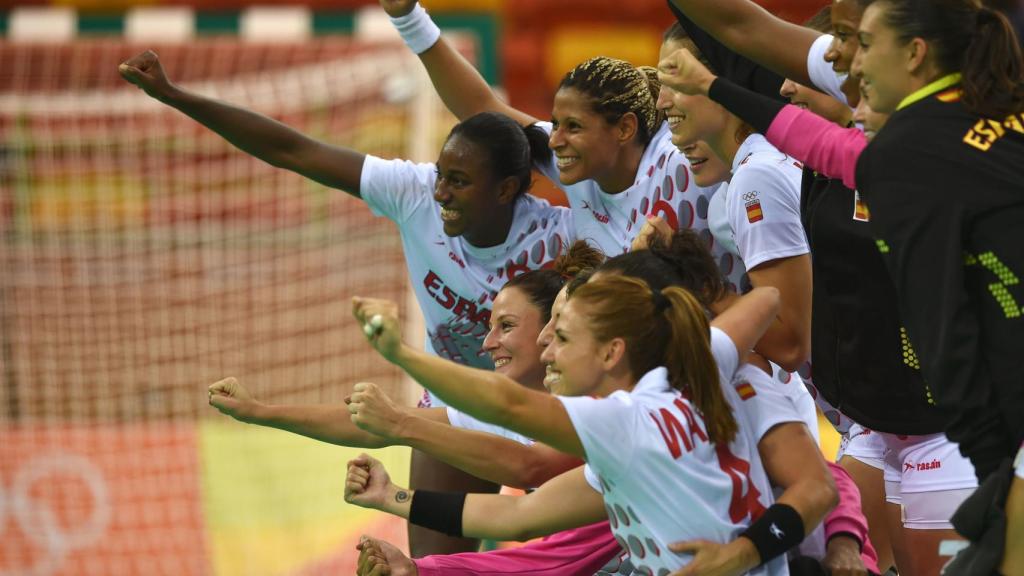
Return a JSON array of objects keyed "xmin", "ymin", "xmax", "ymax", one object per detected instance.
[{"xmin": 380, "ymin": 0, "xmax": 735, "ymax": 274}]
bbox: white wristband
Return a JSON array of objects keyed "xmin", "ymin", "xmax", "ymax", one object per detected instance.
[{"xmin": 390, "ymin": 4, "xmax": 442, "ymax": 55}]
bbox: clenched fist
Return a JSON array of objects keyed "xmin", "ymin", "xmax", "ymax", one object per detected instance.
[{"xmin": 118, "ymin": 50, "xmax": 177, "ymax": 102}]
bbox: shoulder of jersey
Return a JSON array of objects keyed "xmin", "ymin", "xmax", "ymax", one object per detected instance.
[{"xmin": 523, "ymin": 194, "xmax": 574, "ymax": 221}]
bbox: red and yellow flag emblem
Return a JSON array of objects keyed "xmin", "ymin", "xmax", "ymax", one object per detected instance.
[
  {"xmin": 853, "ymin": 190, "xmax": 870, "ymax": 222},
  {"xmin": 735, "ymin": 381, "xmax": 756, "ymax": 400},
  {"xmin": 745, "ymin": 200, "xmax": 763, "ymax": 223}
]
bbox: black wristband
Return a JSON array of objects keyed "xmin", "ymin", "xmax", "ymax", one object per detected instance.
[
  {"xmin": 740, "ymin": 503, "xmax": 805, "ymax": 564},
  {"xmin": 408, "ymin": 490, "xmax": 466, "ymax": 537},
  {"xmin": 707, "ymin": 76, "xmax": 787, "ymax": 135}
]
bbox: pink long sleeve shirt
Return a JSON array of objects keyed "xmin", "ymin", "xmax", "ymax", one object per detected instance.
[{"xmin": 765, "ymin": 105, "xmax": 868, "ymax": 191}]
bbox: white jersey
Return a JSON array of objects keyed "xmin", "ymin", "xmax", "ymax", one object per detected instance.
[
  {"xmin": 360, "ymin": 155, "xmax": 575, "ymax": 405},
  {"xmin": 807, "ymin": 34, "xmax": 849, "ymax": 105},
  {"xmin": 446, "ymin": 406, "xmax": 533, "ymax": 446},
  {"xmin": 709, "ymin": 134, "xmax": 808, "ymax": 272},
  {"xmin": 768, "ymin": 363, "xmax": 821, "ymax": 445},
  {"xmin": 558, "ymin": 329, "xmax": 788, "ymax": 576},
  {"xmin": 533, "ymin": 121, "xmax": 748, "ymax": 293}
]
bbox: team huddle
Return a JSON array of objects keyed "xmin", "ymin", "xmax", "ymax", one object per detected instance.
[{"xmin": 118, "ymin": 0, "xmax": 1024, "ymax": 574}]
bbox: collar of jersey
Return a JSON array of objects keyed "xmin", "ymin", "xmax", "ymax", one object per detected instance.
[
  {"xmin": 632, "ymin": 366, "xmax": 670, "ymax": 394},
  {"xmin": 730, "ymin": 133, "xmax": 773, "ymax": 175},
  {"xmin": 460, "ymin": 195, "xmax": 531, "ymax": 260},
  {"xmin": 897, "ymin": 73, "xmax": 962, "ymax": 111}
]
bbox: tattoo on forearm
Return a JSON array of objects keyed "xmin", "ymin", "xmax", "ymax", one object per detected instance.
[{"xmin": 395, "ymin": 490, "xmax": 410, "ymax": 503}]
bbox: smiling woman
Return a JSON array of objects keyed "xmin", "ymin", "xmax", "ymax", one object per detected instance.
[
  {"xmin": 118, "ymin": 48, "xmax": 580, "ymax": 557},
  {"xmin": 382, "ymin": 3, "xmax": 744, "ymax": 294}
]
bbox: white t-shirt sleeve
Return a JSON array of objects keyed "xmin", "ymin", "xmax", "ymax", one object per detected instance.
[
  {"xmin": 531, "ymin": 122, "xmax": 562, "ymax": 185},
  {"xmin": 558, "ymin": 393, "xmax": 636, "ymax": 479},
  {"xmin": 807, "ymin": 34, "xmax": 849, "ymax": 105},
  {"xmin": 583, "ymin": 463, "xmax": 603, "ymax": 492},
  {"xmin": 710, "ymin": 327, "xmax": 740, "ymax": 385},
  {"xmin": 358, "ymin": 155, "xmax": 435, "ymax": 224},
  {"xmin": 445, "ymin": 407, "xmax": 534, "ymax": 445},
  {"xmin": 731, "ymin": 364, "xmax": 803, "ymax": 441},
  {"xmin": 728, "ymin": 163, "xmax": 809, "ymax": 270}
]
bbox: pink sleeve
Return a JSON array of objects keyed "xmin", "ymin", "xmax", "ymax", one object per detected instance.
[
  {"xmin": 765, "ymin": 105, "xmax": 867, "ymax": 190},
  {"xmin": 825, "ymin": 461, "xmax": 880, "ymax": 574},
  {"xmin": 414, "ymin": 521, "xmax": 623, "ymax": 576}
]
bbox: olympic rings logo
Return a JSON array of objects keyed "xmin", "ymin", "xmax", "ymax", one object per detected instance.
[{"xmin": 0, "ymin": 453, "xmax": 111, "ymax": 576}]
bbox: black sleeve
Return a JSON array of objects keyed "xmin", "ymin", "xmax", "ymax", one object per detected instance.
[
  {"xmin": 707, "ymin": 77, "xmax": 787, "ymax": 134},
  {"xmin": 667, "ymin": 0, "xmax": 787, "ymax": 101}
]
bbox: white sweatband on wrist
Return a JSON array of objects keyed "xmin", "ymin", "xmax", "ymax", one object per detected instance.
[{"xmin": 390, "ymin": 4, "xmax": 441, "ymax": 55}]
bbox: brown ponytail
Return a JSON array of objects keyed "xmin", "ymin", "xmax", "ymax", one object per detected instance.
[
  {"xmin": 569, "ymin": 275, "xmax": 737, "ymax": 444},
  {"xmin": 874, "ymin": 0, "xmax": 1024, "ymax": 118},
  {"xmin": 661, "ymin": 286, "xmax": 737, "ymax": 444},
  {"xmin": 963, "ymin": 6, "xmax": 1024, "ymax": 118}
]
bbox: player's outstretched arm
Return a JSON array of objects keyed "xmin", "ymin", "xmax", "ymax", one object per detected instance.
[
  {"xmin": 381, "ymin": 0, "xmax": 537, "ymax": 127},
  {"xmin": 346, "ymin": 453, "xmax": 604, "ymax": 541},
  {"xmin": 709, "ymin": 286, "xmax": 780, "ymax": 366},
  {"xmin": 659, "ymin": 50, "xmax": 865, "ymax": 190},
  {"xmin": 118, "ymin": 50, "xmax": 366, "ymax": 196},
  {"xmin": 667, "ymin": 0, "xmax": 819, "ymax": 87},
  {"xmin": 352, "ymin": 296, "xmax": 585, "ymax": 458},
  {"xmin": 348, "ymin": 382, "xmax": 582, "ymax": 488},
  {"xmin": 208, "ymin": 377, "xmax": 411, "ymax": 448}
]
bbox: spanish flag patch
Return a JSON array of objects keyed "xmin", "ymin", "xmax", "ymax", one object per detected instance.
[
  {"xmin": 853, "ymin": 190, "xmax": 870, "ymax": 222},
  {"xmin": 735, "ymin": 381, "xmax": 756, "ymax": 400},
  {"xmin": 745, "ymin": 200, "xmax": 763, "ymax": 223}
]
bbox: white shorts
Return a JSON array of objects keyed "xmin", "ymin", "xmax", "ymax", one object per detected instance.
[
  {"xmin": 841, "ymin": 427, "xmax": 978, "ymax": 529},
  {"xmin": 879, "ymin": 432, "xmax": 977, "ymax": 498},
  {"xmin": 837, "ymin": 423, "xmax": 886, "ymax": 470}
]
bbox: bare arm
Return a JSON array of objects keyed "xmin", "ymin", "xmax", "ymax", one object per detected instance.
[
  {"xmin": 347, "ymin": 454, "xmax": 605, "ymax": 541},
  {"xmin": 381, "ymin": 0, "xmax": 537, "ymax": 126},
  {"xmin": 400, "ymin": 418, "xmax": 582, "ymax": 489},
  {"xmin": 119, "ymin": 50, "xmax": 366, "ymax": 196},
  {"xmin": 253, "ymin": 403, "xmax": 392, "ymax": 448},
  {"xmin": 352, "ymin": 297, "xmax": 584, "ymax": 457},
  {"xmin": 668, "ymin": 0, "xmax": 820, "ymax": 86},
  {"xmin": 384, "ymin": 355, "xmax": 581, "ymax": 458},
  {"xmin": 208, "ymin": 377, "xmax": 445, "ymax": 449},
  {"xmin": 747, "ymin": 254, "xmax": 813, "ymax": 372},
  {"xmin": 759, "ymin": 422, "xmax": 838, "ymax": 535},
  {"xmin": 343, "ymin": 380, "xmax": 583, "ymax": 488},
  {"xmin": 710, "ymin": 286, "xmax": 781, "ymax": 365}
]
